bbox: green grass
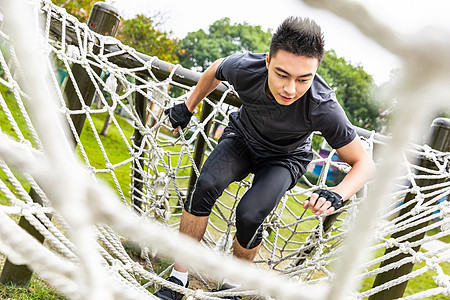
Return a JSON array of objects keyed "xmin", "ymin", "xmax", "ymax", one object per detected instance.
[
  {"xmin": 0, "ymin": 83, "xmax": 34, "ymax": 206},
  {"xmin": 426, "ymin": 227, "xmax": 450, "ymax": 243},
  {"xmin": 0, "ymin": 277, "xmax": 67, "ymax": 300},
  {"xmin": 405, "ymin": 261, "xmax": 450, "ymax": 299},
  {"xmin": 76, "ymin": 111, "xmax": 135, "ymax": 199},
  {"xmin": 358, "ymin": 247, "xmax": 450, "ymax": 299},
  {"xmin": 0, "ymin": 83, "xmax": 38, "ymax": 147}
]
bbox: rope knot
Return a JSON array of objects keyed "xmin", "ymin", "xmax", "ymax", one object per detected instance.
[
  {"xmin": 434, "ymin": 274, "xmax": 450, "ymax": 296},
  {"xmin": 20, "ymin": 139, "xmax": 32, "ymax": 148},
  {"xmin": 411, "ymin": 252, "xmax": 425, "ymax": 264},
  {"xmin": 410, "ymin": 205, "xmax": 422, "ymax": 216},
  {"xmin": 385, "ymin": 238, "xmax": 396, "ymax": 248},
  {"xmin": 87, "ymin": 166, "xmax": 96, "ymax": 175},
  {"xmin": 398, "ymin": 242, "xmax": 410, "ymax": 254},
  {"xmin": 196, "ymin": 123, "xmax": 204, "ymax": 131},
  {"xmin": 439, "ymin": 203, "xmax": 450, "ymax": 216},
  {"xmin": 59, "ymin": 106, "xmax": 69, "ymax": 115},
  {"xmin": 82, "ymin": 104, "xmax": 91, "ymax": 112},
  {"xmin": 186, "ymin": 289, "xmax": 203, "ymax": 300},
  {"xmin": 411, "ymin": 185, "xmax": 422, "ymax": 195}
]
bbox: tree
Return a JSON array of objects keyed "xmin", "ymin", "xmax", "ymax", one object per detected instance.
[
  {"xmin": 51, "ymin": 0, "xmax": 97, "ymax": 23},
  {"xmin": 319, "ymin": 50, "xmax": 380, "ymax": 131},
  {"xmin": 116, "ymin": 15, "xmax": 179, "ymax": 64},
  {"xmin": 178, "ymin": 18, "xmax": 272, "ymax": 71},
  {"xmin": 52, "ymin": 0, "xmax": 179, "ymax": 63}
]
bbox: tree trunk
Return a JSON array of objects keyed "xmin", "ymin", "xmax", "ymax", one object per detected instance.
[{"xmin": 100, "ymin": 112, "xmax": 112, "ymax": 136}]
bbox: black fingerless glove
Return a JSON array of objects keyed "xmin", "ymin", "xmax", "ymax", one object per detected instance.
[
  {"xmin": 164, "ymin": 103, "xmax": 193, "ymax": 129},
  {"xmin": 312, "ymin": 189, "xmax": 343, "ymax": 210}
]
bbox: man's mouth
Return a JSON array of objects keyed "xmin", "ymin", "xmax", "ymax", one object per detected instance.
[{"xmin": 280, "ymin": 95, "xmax": 293, "ymax": 102}]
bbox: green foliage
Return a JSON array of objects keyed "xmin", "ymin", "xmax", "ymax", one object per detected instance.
[
  {"xmin": 51, "ymin": 2, "xmax": 180, "ymax": 64},
  {"xmin": 437, "ymin": 111, "xmax": 450, "ymax": 119},
  {"xmin": 178, "ymin": 18, "xmax": 272, "ymax": 71},
  {"xmin": 116, "ymin": 15, "xmax": 180, "ymax": 64},
  {"xmin": 51, "ymin": 0, "xmax": 97, "ymax": 23},
  {"xmin": 311, "ymin": 135, "xmax": 324, "ymax": 152},
  {"xmin": 319, "ymin": 50, "xmax": 380, "ymax": 131}
]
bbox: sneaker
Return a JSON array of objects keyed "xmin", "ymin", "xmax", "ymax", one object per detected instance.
[
  {"xmin": 154, "ymin": 276, "xmax": 188, "ymax": 300},
  {"xmin": 218, "ymin": 283, "xmax": 242, "ymax": 300}
]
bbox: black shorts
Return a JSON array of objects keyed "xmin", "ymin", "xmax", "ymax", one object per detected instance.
[
  {"xmin": 218, "ymin": 126, "xmax": 312, "ymax": 190},
  {"xmin": 184, "ymin": 127, "xmax": 312, "ymax": 216}
]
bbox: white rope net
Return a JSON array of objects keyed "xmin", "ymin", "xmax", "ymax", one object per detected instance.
[{"xmin": 0, "ymin": 0, "xmax": 449, "ymax": 299}]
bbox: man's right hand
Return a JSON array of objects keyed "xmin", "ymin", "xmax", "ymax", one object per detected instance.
[{"xmin": 164, "ymin": 103, "xmax": 193, "ymax": 133}]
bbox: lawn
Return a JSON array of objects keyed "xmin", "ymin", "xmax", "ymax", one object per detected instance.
[
  {"xmin": 0, "ymin": 277, "xmax": 67, "ymax": 300},
  {"xmin": 359, "ymin": 247, "xmax": 450, "ymax": 300}
]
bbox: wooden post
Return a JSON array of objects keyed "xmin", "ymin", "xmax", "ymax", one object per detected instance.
[
  {"xmin": 131, "ymin": 91, "xmax": 147, "ymax": 211},
  {"xmin": 186, "ymin": 102, "xmax": 215, "ymax": 201},
  {"xmin": 369, "ymin": 118, "xmax": 450, "ymax": 299},
  {"xmin": 63, "ymin": 2, "xmax": 120, "ymax": 146},
  {"xmin": 0, "ymin": 2, "xmax": 120, "ymax": 287}
]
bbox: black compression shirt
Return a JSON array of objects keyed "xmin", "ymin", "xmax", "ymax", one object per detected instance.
[{"xmin": 215, "ymin": 52, "xmax": 356, "ymax": 156}]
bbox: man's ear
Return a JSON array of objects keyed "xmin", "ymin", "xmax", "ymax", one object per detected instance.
[{"xmin": 265, "ymin": 52, "xmax": 270, "ymax": 68}]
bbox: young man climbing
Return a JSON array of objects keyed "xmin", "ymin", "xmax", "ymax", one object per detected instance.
[{"xmin": 155, "ymin": 16, "xmax": 375, "ymax": 300}]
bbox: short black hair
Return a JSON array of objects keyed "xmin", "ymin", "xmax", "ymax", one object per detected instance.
[{"xmin": 270, "ymin": 17, "xmax": 325, "ymax": 64}]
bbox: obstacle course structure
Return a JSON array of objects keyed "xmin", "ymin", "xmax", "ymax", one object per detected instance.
[{"xmin": 0, "ymin": 1, "xmax": 449, "ymax": 299}]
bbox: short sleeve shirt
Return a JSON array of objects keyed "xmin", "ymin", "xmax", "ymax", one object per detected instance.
[{"xmin": 215, "ymin": 52, "xmax": 356, "ymax": 157}]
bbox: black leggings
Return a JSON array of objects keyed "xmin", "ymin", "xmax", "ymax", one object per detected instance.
[{"xmin": 184, "ymin": 137, "xmax": 292, "ymax": 249}]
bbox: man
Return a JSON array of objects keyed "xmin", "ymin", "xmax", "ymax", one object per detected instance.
[{"xmin": 155, "ymin": 16, "xmax": 375, "ymax": 300}]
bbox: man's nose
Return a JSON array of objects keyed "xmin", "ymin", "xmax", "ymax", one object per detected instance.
[{"xmin": 284, "ymin": 80, "xmax": 296, "ymax": 95}]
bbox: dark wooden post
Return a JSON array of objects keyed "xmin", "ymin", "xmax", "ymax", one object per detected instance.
[
  {"xmin": 131, "ymin": 91, "xmax": 147, "ymax": 211},
  {"xmin": 0, "ymin": 189, "xmax": 47, "ymax": 286},
  {"xmin": 369, "ymin": 118, "xmax": 450, "ymax": 299},
  {"xmin": 186, "ymin": 102, "xmax": 215, "ymax": 201},
  {"xmin": 0, "ymin": 2, "xmax": 120, "ymax": 287},
  {"xmin": 63, "ymin": 2, "xmax": 120, "ymax": 146}
]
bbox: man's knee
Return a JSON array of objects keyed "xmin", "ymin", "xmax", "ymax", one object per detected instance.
[
  {"xmin": 184, "ymin": 174, "xmax": 222, "ymax": 216},
  {"xmin": 195, "ymin": 173, "xmax": 221, "ymax": 192},
  {"xmin": 235, "ymin": 209, "xmax": 265, "ymax": 249}
]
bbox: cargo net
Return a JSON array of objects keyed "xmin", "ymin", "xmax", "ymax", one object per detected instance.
[{"xmin": 0, "ymin": 0, "xmax": 449, "ymax": 299}]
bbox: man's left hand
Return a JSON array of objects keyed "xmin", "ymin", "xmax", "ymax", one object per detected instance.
[{"xmin": 303, "ymin": 189, "xmax": 343, "ymax": 216}]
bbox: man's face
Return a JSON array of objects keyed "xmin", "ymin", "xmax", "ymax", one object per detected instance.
[{"xmin": 265, "ymin": 49, "xmax": 319, "ymax": 106}]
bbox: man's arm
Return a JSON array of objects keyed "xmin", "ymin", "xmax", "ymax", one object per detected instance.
[
  {"xmin": 185, "ymin": 58, "xmax": 224, "ymax": 112},
  {"xmin": 304, "ymin": 136, "xmax": 376, "ymax": 215},
  {"xmin": 167, "ymin": 58, "xmax": 224, "ymax": 134}
]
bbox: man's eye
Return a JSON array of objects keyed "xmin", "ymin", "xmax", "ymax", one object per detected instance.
[{"xmin": 276, "ymin": 73, "xmax": 287, "ymax": 78}]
